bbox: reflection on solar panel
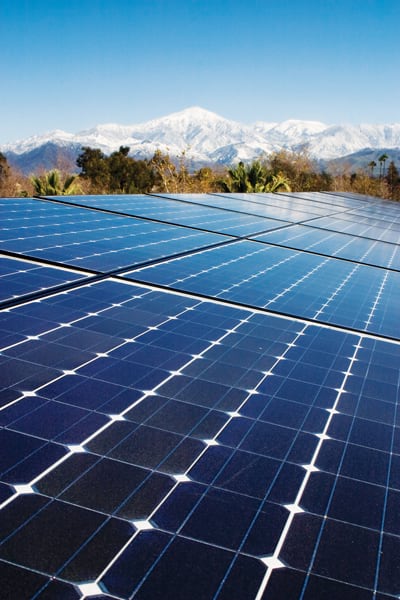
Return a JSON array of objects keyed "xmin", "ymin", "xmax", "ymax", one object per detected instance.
[{"xmin": 1, "ymin": 192, "xmax": 399, "ymax": 600}]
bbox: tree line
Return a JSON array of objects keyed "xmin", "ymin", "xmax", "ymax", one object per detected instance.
[{"xmin": 1, "ymin": 146, "xmax": 399, "ymax": 200}]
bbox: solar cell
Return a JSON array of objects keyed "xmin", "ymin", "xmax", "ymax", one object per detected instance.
[{"xmin": 1, "ymin": 192, "xmax": 400, "ymax": 599}]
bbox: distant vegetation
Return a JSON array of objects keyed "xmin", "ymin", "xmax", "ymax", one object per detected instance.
[{"xmin": 1, "ymin": 147, "xmax": 399, "ymax": 200}]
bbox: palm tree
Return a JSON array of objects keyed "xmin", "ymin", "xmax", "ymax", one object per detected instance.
[
  {"xmin": 246, "ymin": 160, "xmax": 268, "ymax": 192},
  {"xmin": 31, "ymin": 170, "xmax": 82, "ymax": 196},
  {"xmin": 219, "ymin": 161, "xmax": 292, "ymax": 193},
  {"xmin": 368, "ymin": 160, "xmax": 377, "ymax": 177},
  {"xmin": 378, "ymin": 154, "xmax": 389, "ymax": 178},
  {"xmin": 265, "ymin": 173, "xmax": 292, "ymax": 192},
  {"xmin": 228, "ymin": 162, "xmax": 251, "ymax": 192}
]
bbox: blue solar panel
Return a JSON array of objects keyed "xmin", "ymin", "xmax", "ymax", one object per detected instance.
[
  {"xmin": 282, "ymin": 190, "xmax": 370, "ymax": 209},
  {"xmin": 255, "ymin": 224, "xmax": 400, "ymax": 270},
  {"xmin": 45, "ymin": 194, "xmax": 291, "ymax": 237},
  {"xmin": 304, "ymin": 215, "xmax": 400, "ymax": 244},
  {"xmin": 155, "ymin": 192, "xmax": 331, "ymax": 222},
  {"xmin": 0, "ymin": 198, "xmax": 229, "ymax": 271},
  {"xmin": 1, "ymin": 193, "xmax": 400, "ymax": 599},
  {"xmin": 124, "ymin": 239, "xmax": 400, "ymax": 339},
  {"xmin": 216, "ymin": 192, "xmax": 336, "ymax": 216}
]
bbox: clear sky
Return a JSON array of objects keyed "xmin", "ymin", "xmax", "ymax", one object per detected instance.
[{"xmin": 1, "ymin": 0, "xmax": 399, "ymax": 143}]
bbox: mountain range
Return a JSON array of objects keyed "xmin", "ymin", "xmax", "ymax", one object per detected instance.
[{"xmin": 2, "ymin": 107, "xmax": 400, "ymax": 174}]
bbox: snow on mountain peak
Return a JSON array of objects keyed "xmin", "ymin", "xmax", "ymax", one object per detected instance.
[
  {"xmin": 163, "ymin": 106, "xmax": 227, "ymax": 122},
  {"xmin": 2, "ymin": 108, "xmax": 400, "ymax": 166}
]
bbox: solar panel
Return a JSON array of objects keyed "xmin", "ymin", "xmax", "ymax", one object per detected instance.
[
  {"xmin": 282, "ymin": 190, "xmax": 370, "ymax": 209},
  {"xmin": 155, "ymin": 192, "xmax": 329, "ymax": 223},
  {"xmin": 45, "ymin": 194, "xmax": 291, "ymax": 238},
  {"xmin": 283, "ymin": 214, "xmax": 400, "ymax": 244},
  {"xmin": 1, "ymin": 193, "xmax": 399, "ymax": 599},
  {"xmin": 0, "ymin": 198, "xmax": 230, "ymax": 271},
  {"xmin": 254, "ymin": 224, "xmax": 400, "ymax": 270},
  {"xmin": 214, "ymin": 192, "xmax": 335, "ymax": 217},
  {"xmin": 124, "ymin": 239, "xmax": 400, "ymax": 339}
]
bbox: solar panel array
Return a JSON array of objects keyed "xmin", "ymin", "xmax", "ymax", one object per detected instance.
[{"xmin": 1, "ymin": 191, "xmax": 399, "ymax": 600}]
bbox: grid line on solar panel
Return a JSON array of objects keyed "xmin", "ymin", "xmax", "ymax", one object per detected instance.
[
  {"xmin": 321, "ymin": 210, "xmax": 400, "ymax": 230},
  {"xmin": 281, "ymin": 191, "xmax": 371, "ymax": 210},
  {"xmin": 2, "ymin": 280, "xmax": 399, "ymax": 598},
  {"xmin": 324, "ymin": 190, "xmax": 396, "ymax": 205},
  {"xmin": 254, "ymin": 335, "xmax": 363, "ymax": 599},
  {"xmin": 124, "ymin": 239, "xmax": 400, "ymax": 340},
  {"xmin": 42, "ymin": 194, "xmax": 293, "ymax": 238}
]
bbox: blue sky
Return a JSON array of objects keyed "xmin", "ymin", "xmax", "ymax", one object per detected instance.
[{"xmin": 1, "ymin": 0, "xmax": 399, "ymax": 142}]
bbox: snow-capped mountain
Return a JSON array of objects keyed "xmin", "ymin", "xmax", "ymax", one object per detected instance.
[
  {"xmin": 254, "ymin": 119, "xmax": 328, "ymax": 145},
  {"xmin": 302, "ymin": 123, "xmax": 400, "ymax": 159},
  {"xmin": 2, "ymin": 107, "xmax": 400, "ymax": 173},
  {"xmin": 2, "ymin": 107, "xmax": 275, "ymax": 164}
]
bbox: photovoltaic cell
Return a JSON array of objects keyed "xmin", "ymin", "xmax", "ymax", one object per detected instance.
[{"xmin": 1, "ymin": 192, "xmax": 400, "ymax": 599}]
